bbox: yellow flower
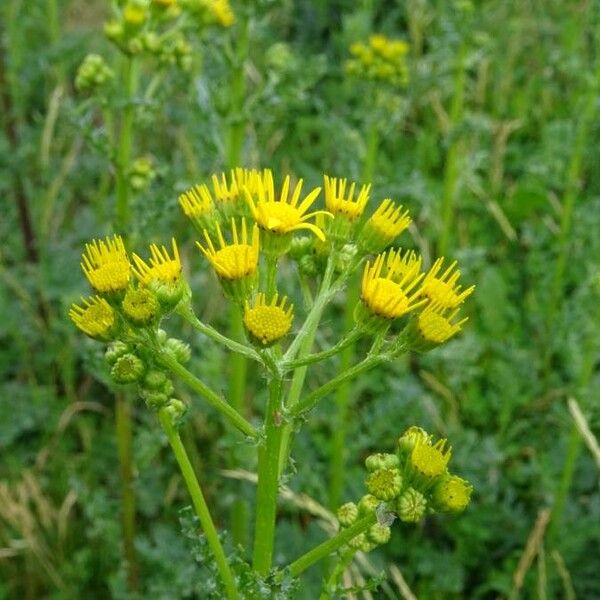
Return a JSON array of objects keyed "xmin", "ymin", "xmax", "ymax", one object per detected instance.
[
  {"xmin": 69, "ymin": 296, "xmax": 116, "ymax": 340},
  {"xmin": 433, "ymin": 475, "xmax": 472, "ymax": 513},
  {"xmin": 132, "ymin": 239, "xmax": 182, "ymax": 285},
  {"xmin": 81, "ymin": 235, "xmax": 131, "ymax": 294},
  {"xmin": 243, "ymin": 293, "xmax": 293, "ymax": 346},
  {"xmin": 179, "ymin": 184, "xmax": 214, "ymax": 227},
  {"xmin": 244, "ymin": 170, "xmax": 329, "ymax": 242},
  {"xmin": 420, "ymin": 258, "xmax": 475, "ymax": 308},
  {"xmin": 197, "ymin": 218, "xmax": 259, "ymax": 281},
  {"xmin": 410, "ymin": 436, "xmax": 451, "ymax": 478},
  {"xmin": 210, "ymin": 0, "xmax": 234, "ymax": 27},
  {"xmin": 323, "ymin": 175, "xmax": 370, "ymax": 222},
  {"xmin": 416, "ymin": 301, "xmax": 468, "ymax": 345},
  {"xmin": 361, "ymin": 249, "xmax": 426, "ymax": 319},
  {"xmin": 359, "ymin": 198, "xmax": 411, "ymax": 254}
]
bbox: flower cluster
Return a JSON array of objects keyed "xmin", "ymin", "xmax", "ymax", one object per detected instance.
[
  {"xmin": 345, "ymin": 35, "xmax": 410, "ymax": 88},
  {"xmin": 70, "ymin": 234, "xmax": 190, "ymax": 411},
  {"xmin": 99, "ymin": 0, "xmax": 233, "ymax": 65},
  {"xmin": 336, "ymin": 427, "xmax": 473, "ymax": 553},
  {"xmin": 177, "ymin": 168, "xmax": 474, "ymax": 349}
]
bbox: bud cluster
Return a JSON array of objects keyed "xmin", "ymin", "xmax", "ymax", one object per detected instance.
[
  {"xmin": 75, "ymin": 54, "xmax": 114, "ymax": 93},
  {"xmin": 335, "ymin": 426, "xmax": 473, "ymax": 553},
  {"xmin": 70, "ymin": 235, "xmax": 190, "ymax": 412},
  {"xmin": 345, "ymin": 35, "xmax": 410, "ymax": 89}
]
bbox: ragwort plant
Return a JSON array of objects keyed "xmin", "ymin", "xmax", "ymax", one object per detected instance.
[{"xmin": 70, "ymin": 167, "xmax": 475, "ymax": 597}]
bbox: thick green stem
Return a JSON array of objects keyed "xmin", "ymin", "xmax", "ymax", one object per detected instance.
[
  {"xmin": 288, "ymin": 513, "xmax": 376, "ymax": 577},
  {"xmin": 278, "ymin": 254, "xmax": 338, "ymax": 474},
  {"xmin": 438, "ymin": 43, "xmax": 467, "ymax": 257},
  {"xmin": 156, "ymin": 351, "xmax": 258, "ymax": 439},
  {"xmin": 252, "ymin": 377, "xmax": 284, "ymax": 574},
  {"xmin": 289, "ymin": 355, "xmax": 384, "ymax": 419},
  {"xmin": 158, "ymin": 409, "xmax": 238, "ymax": 600},
  {"xmin": 115, "ymin": 394, "xmax": 138, "ymax": 592},
  {"xmin": 328, "ymin": 284, "xmax": 359, "ymax": 511},
  {"xmin": 115, "ymin": 56, "xmax": 138, "ymax": 233}
]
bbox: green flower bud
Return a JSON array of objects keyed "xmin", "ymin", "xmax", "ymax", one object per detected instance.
[
  {"xmin": 105, "ymin": 341, "xmax": 130, "ymax": 365},
  {"xmin": 397, "ymin": 487, "xmax": 427, "ymax": 523},
  {"xmin": 150, "ymin": 279, "xmax": 186, "ymax": 311},
  {"xmin": 128, "ymin": 37, "xmax": 144, "ymax": 55},
  {"xmin": 398, "ymin": 426, "xmax": 429, "ymax": 456},
  {"xmin": 157, "ymin": 329, "xmax": 168, "ymax": 343},
  {"xmin": 164, "ymin": 398, "xmax": 187, "ymax": 422},
  {"xmin": 140, "ymin": 389, "xmax": 169, "ymax": 410},
  {"xmin": 143, "ymin": 370, "xmax": 168, "ymax": 390},
  {"xmin": 337, "ymin": 502, "xmax": 358, "ymax": 527},
  {"xmin": 367, "ymin": 523, "xmax": 391, "ymax": 545},
  {"xmin": 348, "ymin": 532, "xmax": 367, "ymax": 550},
  {"xmin": 365, "ymin": 452, "xmax": 400, "ymax": 472},
  {"xmin": 75, "ymin": 54, "xmax": 114, "ymax": 93},
  {"xmin": 104, "ymin": 20, "xmax": 124, "ymax": 42},
  {"xmin": 365, "ymin": 468, "xmax": 403, "ymax": 501},
  {"xmin": 298, "ymin": 254, "xmax": 318, "ymax": 277},
  {"xmin": 359, "ymin": 538, "xmax": 377, "ymax": 553},
  {"xmin": 122, "ymin": 287, "xmax": 160, "ymax": 326},
  {"xmin": 165, "ymin": 338, "xmax": 191, "ymax": 363},
  {"xmin": 358, "ymin": 494, "xmax": 380, "ymax": 516},
  {"xmin": 111, "ymin": 353, "xmax": 145, "ymax": 384},
  {"xmin": 432, "ymin": 475, "xmax": 473, "ymax": 513}
]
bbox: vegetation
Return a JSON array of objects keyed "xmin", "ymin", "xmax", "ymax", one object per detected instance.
[{"xmin": 1, "ymin": 0, "xmax": 599, "ymax": 598}]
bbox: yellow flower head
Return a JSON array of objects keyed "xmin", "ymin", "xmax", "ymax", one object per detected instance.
[
  {"xmin": 244, "ymin": 170, "xmax": 329, "ymax": 241},
  {"xmin": 421, "ymin": 258, "xmax": 475, "ymax": 308},
  {"xmin": 361, "ymin": 249, "xmax": 426, "ymax": 319},
  {"xmin": 416, "ymin": 301, "xmax": 468, "ymax": 345},
  {"xmin": 359, "ymin": 199, "xmax": 411, "ymax": 253},
  {"xmin": 433, "ymin": 475, "xmax": 473, "ymax": 513},
  {"xmin": 81, "ymin": 235, "xmax": 131, "ymax": 294},
  {"xmin": 197, "ymin": 218, "xmax": 259, "ymax": 281},
  {"xmin": 212, "ymin": 168, "xmax": 264, "ymax": 204},
  {"xmin": 323, "ymin": 175, "xmax": 370, "ymax": 222},
  {"xmin": 410, "ymin": 436, "xmax": 451, "ymax": 479},
  {"xmin": 210, "ymin": 0, "xmax": 234, "ymax": 27},
  {"xmin": 179, "ymin": 184, "xmax": 214, "ymax": 223},
  {"xmin": 69, "ymin": 296, "xmax": 116, "ymax": 340},
  {"xmin": 132, "ymin": 239, "xmax": 182, "ymax": 285},
  {"xmin": 243, "ymin": 293, "xmax": 294, "ymax": 346}
]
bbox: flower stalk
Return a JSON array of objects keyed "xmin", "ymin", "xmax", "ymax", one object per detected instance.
[{"xmin": 158, "ymin": 407, "xmax": 239, "ymax": 600}]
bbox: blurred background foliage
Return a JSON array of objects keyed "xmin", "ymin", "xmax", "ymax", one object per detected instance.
[{"xmin": 1, "ymin": 0, "xmax": 600, "ymax": 598}]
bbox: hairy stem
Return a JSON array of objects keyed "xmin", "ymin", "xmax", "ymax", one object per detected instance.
[
  {"xmin": 115, "ymin": 55, "xmax": 138, "ymax": 233},
  {"xmin": 159, "ymin": 408, "xmax": 238, "ymax": 600},
  {"xmin": 252, "ymin": 377, "xmax": 284, "ymax": 574}
]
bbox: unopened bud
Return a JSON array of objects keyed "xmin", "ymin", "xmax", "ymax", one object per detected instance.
[
  {"xmin": 397, "ymin": 487, "xmax": 427, "ymax": 523},
  {"xmin": 365, "ymin": 467, "xmax": 403, "ymax": 501},
  {"xmin": 111, "ymin": 353, "xmax": 145, "ymax": 384},
  {"xmin": 105, "ymin": 341, "xmax": 130, "ymax": 365},
  {"xmin": 165, "ymin": 338, "xmax": 191, "ymax": 363},
  {"xmin": 337, "ymin": 502, "xmax": 358, "ymax": 527},
  {"xmin": 367, "ymin": 523, "xmax": 391, "ymax": 545},
  {"xmin": 365, "ymin": 452, "xmax": 399, "ymax": 472},
  {"xmin": 358, "ymin": 494, "xmax": 380, "ymax": 516}
]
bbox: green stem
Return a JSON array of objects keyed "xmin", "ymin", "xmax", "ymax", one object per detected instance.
[
  {"xmin": 158, "ymin": 408, "xmax": 238, "ymax": 600},
  {"xmin": 362, "ymin": 122, "xmax": 379, "ymax": 183},
  {"xmin": 252, "ymin": 377, "xmax": 284, "ymax": 574},
  {"xmin": 177, "ymin": 303, "xmax": 260, "ymax": 363},
  {"xmin": 278, "ymin": 254, "xmax": 338, "ymax": 474},
  {"xmin": 115, "ymin": 55, "xmax": 138, "ymax": 233},
  {"xmin": 288, "ymin": 513, "xmax": 376, "ymax": 577},
  {"xmin": 289, "ymin": 355, "xmax": 384, "ymax": 419},
  {"xmin": 156, "ymin": 351, "xmax": 258, "ymax": 439},
  {"xmin": 265, "ymin": 254, "xmax": 278, "ymax": 297},
  {"xmin": 328, "ymin": 283, "xmax": 359, "ymax": 511},
  {"xmin": 438, "ymin": 42, "xmax": 467, "ymax": 257},
  {"xmin": 115, "ymin": 394, "xmax": 139, "ymax": 592},
  {"xmin": 283, "ymin": 328, "xmax": 361, "ymax": 370}
]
